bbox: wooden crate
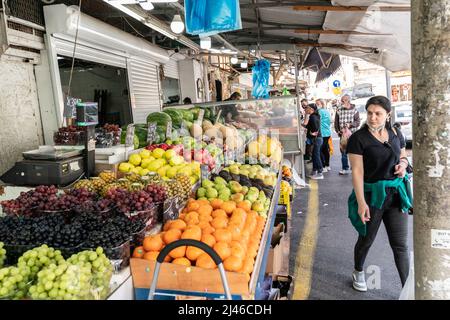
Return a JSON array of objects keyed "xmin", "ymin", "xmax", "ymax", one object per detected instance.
[{"xmin": 130, "ymin": 258, "xmax": 250, "ymax": 297}]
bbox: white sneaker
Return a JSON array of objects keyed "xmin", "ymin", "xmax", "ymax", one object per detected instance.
[
  {"xmin": 309, "ymin": 172, "xmax": 324, "ymax": 180},
  {"xmin": 322, "ymin": 168, "xmax": 328, "ymax": 173},
  {"xmin": 325, "ymin": 166, "xmax": 331, "ymax": 171},
  {"xmin": 339, "ymin": 169, "xmax": 351, "ymax": 175},
  {"xmin": 352, "ymin": 270, "xmax": 367, "ymax": 292}
]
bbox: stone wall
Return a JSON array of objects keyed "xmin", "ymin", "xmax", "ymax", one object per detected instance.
[{"xmin": 0, "ymin": 57, "xmax": 43, "ymax": 176}]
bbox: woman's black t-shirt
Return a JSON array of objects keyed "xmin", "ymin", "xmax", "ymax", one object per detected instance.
[{"xmin": 347, "ymin": 126, "xmax": 406, "ymax": 182}]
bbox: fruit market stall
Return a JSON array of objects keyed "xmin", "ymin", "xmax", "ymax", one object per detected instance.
[{"xmin": 128, "ymin": 155, "xmax": 285, "ymax": 300}]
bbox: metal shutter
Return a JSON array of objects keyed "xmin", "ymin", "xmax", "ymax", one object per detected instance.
[
  {"xmin": 127, "ymin": 57, "xmax": 161, "ymax": 123},
  {"xmin": 52, "ymin": 36, "xmax": 127, "ymax": 68},
  {"xmin": 163, "ymin": 58, "xmax": 179, "ymax": 79}
]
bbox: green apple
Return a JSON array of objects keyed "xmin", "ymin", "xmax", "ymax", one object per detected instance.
[
  {"xmin": 206, "ymin": 188, "xmax": 218, "ymax": 199},
  {"xmin": 198, "ymin": 197, "xmax": 208, "ymax": 201},
  {"xmin": 197, "ymin": 187, "xmax": 206, "ymax": 198},
  {"xmin": 241, "ymin": 186, "xmax": 249, "ymax": 195},
  {"xmin": 228, "ymin": 181, "xmax": 243, "ymax": 194},
  {"xmin": 245, "ymin": 193, "xmax": 258, "ymax": 203},
  {"xmin": 252, "ymin": 201, "xmax": 264, "ymax": 212},
  {"xmin": 219, "ymin": 188, "xmax": 231, "ymax": 197},
  {"xmin": 231, "ymin": 193, "xmax": 244, "ymax": 202},
  {"xmin": 202, "ymin": 179, "xmax": 215, "ymax": 189},
  {"xmin": 214, "ymin": 176, "xmax": 227, "ymax": 186},
  {"xmin": 249, "ymin": 187, "xmax": 259, "ymax": 194},
  {"xmin": 218, "ymin": 193, "xmax": 230, "ymax": 201}
]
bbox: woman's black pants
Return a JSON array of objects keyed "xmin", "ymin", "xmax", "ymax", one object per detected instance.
[{"xmin": 354, "ymin": 188, "xmax": 410, "ymax": 286}]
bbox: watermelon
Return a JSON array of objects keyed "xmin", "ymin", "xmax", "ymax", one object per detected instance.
[
  {"xmin": 189, "ymin": 107, "xmax": 201, "ymax": 120},
  {"xmin": 162, "ymin": 109, "xmax": 183, "ymax": 128},
  {"xmin": 179, "ymin": 109, "xmax": 194, "ymax": 122},
  {"xmin": 146, "ymin": 112, "xmax": 172, "ymax": 127},
  {"xmin": 120, "ymin": 131, "xmax": 139, "ymax": 149},
  {"xmin": 155, "ymin": 126, "xmax": 166, "ymax": 144}
]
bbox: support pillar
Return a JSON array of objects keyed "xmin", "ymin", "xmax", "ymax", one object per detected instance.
[{"xmin": 412, "ymin": 0, "xmax": 450, "ymax": 300}]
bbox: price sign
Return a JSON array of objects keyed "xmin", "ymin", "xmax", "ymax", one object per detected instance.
[
  {"xmin": 166, "ymin": 120, "xmax": 172, "ymax": 139},
  {"xmin": 197, "ymin": 109, "xmax": 205, "ymax": 124},
  {"xmin": 147, "ymin": 122, "xmax": 157, "ymax": 144},
  {"xmin": 125, "ymin": 124, "xmax": 135, "ymax": 147},
  {"xmin": 200, "ymin": 164, "xmax": 209, "ymax": 182}
]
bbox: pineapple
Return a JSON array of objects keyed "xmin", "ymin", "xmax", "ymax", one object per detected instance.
[
  {"xmin": 163, "ymin": 180, "xmax": 183, "ymax": 199},
  {"xmin": 99, "ymin": 170, "xmax": 116, "ymax": 184},
  {"xmin": 73, "ymin": 179, "xmax": 95, "ymax": 193},
  {"xmin": 90, "ymin": 177, "xmax": 107, "ymax": 193},
  {"xmin": 175, "ymin": 174, "xmax": 192, "ymax": 199},
  {"xmin": 100, "ymin": 183, "xmax": 121, "ymax": 197},
  {"xmin": 117, "ymin": 178, "xmax": 131, "ymax": 190},
  {"xmin": 129, "ymin": 183, "xmax": 144, "ymax": 192},
  {"xmin": 125, "ymin": 172, "xmax": 141, "ymax": 183}
]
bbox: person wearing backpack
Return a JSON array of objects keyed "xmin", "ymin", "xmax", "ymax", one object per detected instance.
[{"xmin": 346, "ymin": 96, "xmax": 412, "ymax": 292}]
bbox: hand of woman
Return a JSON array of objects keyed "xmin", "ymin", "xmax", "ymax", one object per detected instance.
[
  {"xmin": 358, "ymin": 202, "xmax": 371, "ymax": 224},
  {"xmin": 394, "ymin": 162, "xmax": 407, "ymax": 178}
]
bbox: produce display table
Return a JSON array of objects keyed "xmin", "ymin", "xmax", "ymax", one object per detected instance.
[{"xmin": 130, "ymin": 170, "xmax": 283, "ymax": 300}]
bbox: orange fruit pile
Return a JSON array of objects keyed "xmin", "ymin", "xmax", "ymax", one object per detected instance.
[{"xmin": 133, "ymin": 198, "xmax": 267, "ymax": 279}]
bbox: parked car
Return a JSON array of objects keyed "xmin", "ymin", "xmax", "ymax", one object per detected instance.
[{"xmin": 392, "ymin": 103, "xmax": 412, "ymax": 144}]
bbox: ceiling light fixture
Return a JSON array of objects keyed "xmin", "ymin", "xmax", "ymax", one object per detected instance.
[
  {"xmin": 170, "ymin": 14, "xmax": 184, "ymax": 34},
  {"xmin": 200, "ymin": 37, "xmax": 211, "ymax": 50},
  {"xmin": 230, "ymin": 56, "xmax": 238, "ymax": 64}
]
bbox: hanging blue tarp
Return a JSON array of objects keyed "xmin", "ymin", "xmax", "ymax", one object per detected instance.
[
  {"xmin": 252, "ymin": 59, "xmax": 271, "ymax": 99},
  {"xmin": 184, "ymin": 0, "xmax": 242, "ymax": 37}
]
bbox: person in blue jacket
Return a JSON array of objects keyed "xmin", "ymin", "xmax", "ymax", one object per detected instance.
[{"xmin": 316, "ymin": 99, "xmax": 332, "ymax": 172}]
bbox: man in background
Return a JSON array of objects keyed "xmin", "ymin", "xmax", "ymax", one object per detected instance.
[{"xmin": 334, "ymin": 94, "xmax": 360, "ymax": 175}]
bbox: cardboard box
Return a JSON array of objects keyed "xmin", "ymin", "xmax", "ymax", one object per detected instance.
[{"xmin": 266, "ymin": 228, "xmax": 290, "ymax": 276}]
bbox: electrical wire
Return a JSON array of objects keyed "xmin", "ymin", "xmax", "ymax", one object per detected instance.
[
  {"xmin": 66, "ymin": 0, "xmax": 83, "ymax": 100},
  {"xmin": 123, "ymin": 17, "xmax": 147, "ymax": 39},
  {"xmin": 63, "ymin": 0, "xmax": 83, "ymax": 128}
]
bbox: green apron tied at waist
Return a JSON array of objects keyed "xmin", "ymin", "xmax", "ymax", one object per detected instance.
[{"xmin": 348, "ymin": 175, "xmax": 413, "ymax": 237}]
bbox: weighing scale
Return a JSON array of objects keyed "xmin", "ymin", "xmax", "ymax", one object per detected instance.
[{"xmin": 0, "ymin": 102, "xmax": 98, "ymax": 187}]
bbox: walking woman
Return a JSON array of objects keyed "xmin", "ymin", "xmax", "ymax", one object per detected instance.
[
  {"xmin": 303, "ymin": 103, "xmax": 323, "ymax": 180},
  {"xmin": 347, "ymin": 96, "xmax": 412, "ymax": 292},
  {"xmin": 316, "ymin": 98, "xmax": 332, "ymax": 172}
]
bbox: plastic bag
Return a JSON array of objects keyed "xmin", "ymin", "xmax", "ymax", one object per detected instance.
[
  {"xmin": 252, "ymin": 59, "xmax": 271, "ymax": 99},
  {"xmin": 185, "ymin": 0, "xmax": 242, "ymax": 37}
]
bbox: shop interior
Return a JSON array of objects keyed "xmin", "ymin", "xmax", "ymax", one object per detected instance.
[{"xmin": 58, "ymin": 56, "xmax": 132, "ymax": 127}]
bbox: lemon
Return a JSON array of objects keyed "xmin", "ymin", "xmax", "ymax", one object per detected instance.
[
  {"xmin": 130, "ymin": 167, "xmax": 140, "ymax": 175},
  {"xmin": 139, "ymin": 149, "xmax": 151, "ymax": 159},
  {"xmin": 118, "ymin": 162, "xmax": 131, "ymax": 173},
  {"xmin": 152, "ymin": 148, "xmax": 165, "ymax": 159},
  {"xmin": 139, "ymin": 168, "xmax": 150, "ymax": 176},
  {"xmin": 140, "ymin": 158, "xmax": 153, "ymax": 169},
  {"xmin": 129, "ymin": 154, "xmax": 142, "ymax": 166},
  {"xmin": 166, "ymin": 167, "xmax": 178, "ymax": 178}
]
